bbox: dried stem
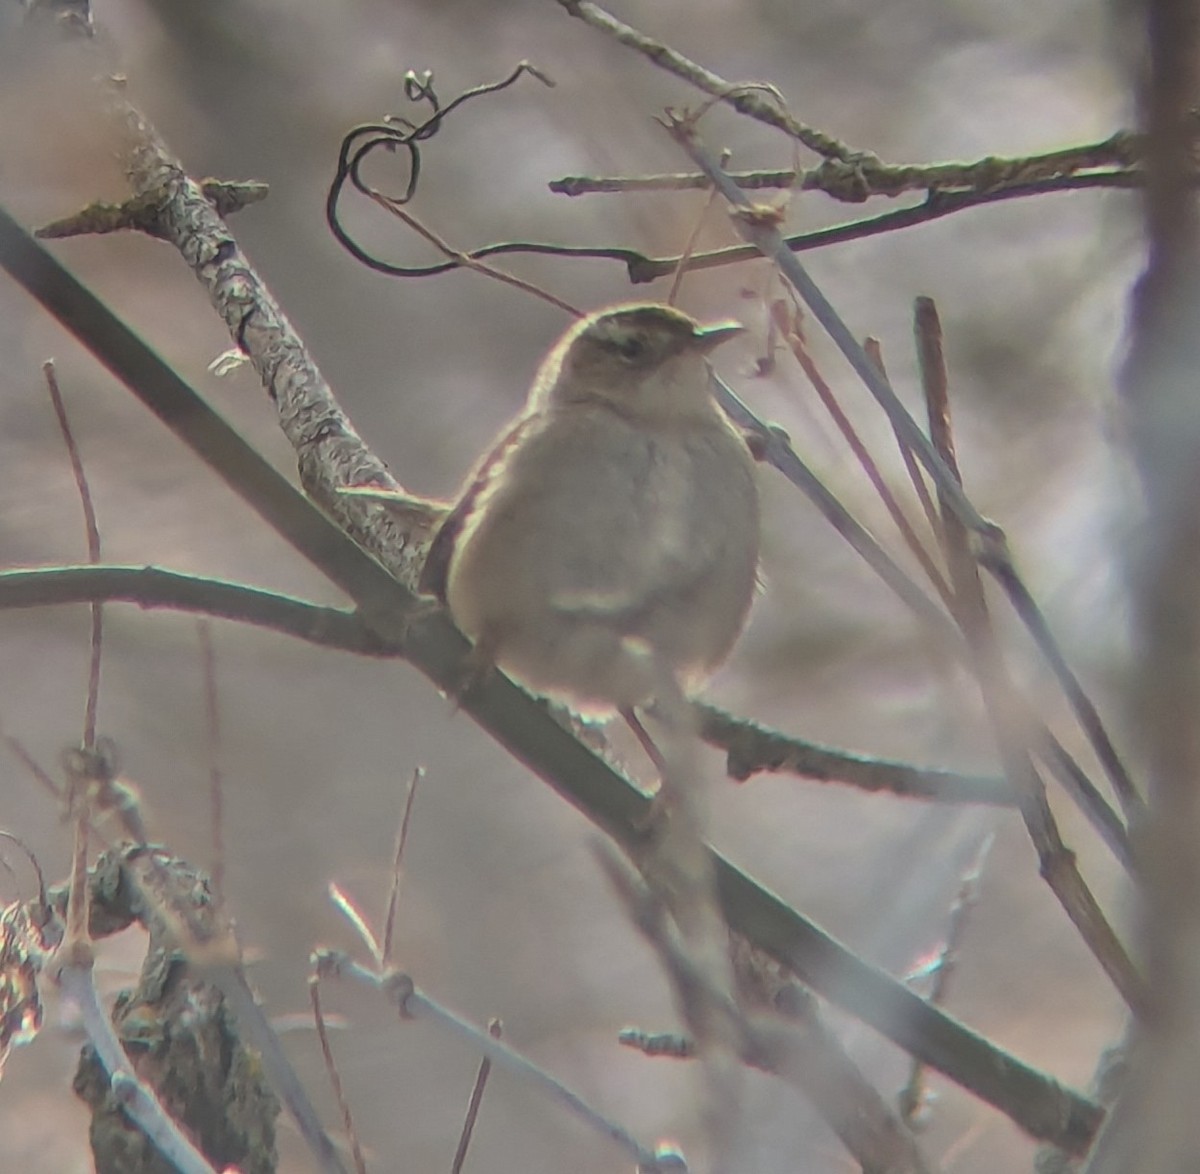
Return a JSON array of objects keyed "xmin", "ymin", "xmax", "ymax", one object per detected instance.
[
  {"xmin": 556, "ymin": 0, "xmax": 856, "ymax": 160},
  {"xmin": 57, "ymin": 962, "xmax": 220, "ymax": 1174},
  {"xmin": 772, "ymin": 302, "xmax": 953, "ymax": 608},
  {"xmin": 696, "ymin": 702, "xmax": 1013, "ymax": 803},
  {"xmin": 315, "ymin": 950, "xmax": 673, "ymax": 1171},
  {"xmin": 43, "ymin": 360, "xmax": 103, "ymax": 747},
  {"xmin": 666, "ymin": 115, "xmax": 990, "ymax": 535},
  {"xmin": 366, "ymin": 192, "xmax": 582, "ymax": 317},
  {"xmin": 380, "ymin": 765, "xmax": 423, "ymax": 967},
  {"xmin": 916, "ymin": 296, "xmax": 1144, "ymax": 1013},
  {"xmin": 599, "ymin": 848, "xmax": 935, "ymax": 1174},
  {"xmin": 899, "ymin": 833, "xmax": 994, "ymax": 1128},
  {"xmin": 863, "ymin": 336, "xmax": 947, "ymax": 560},
  {"xmin": 550, "ymin": 131, "xmax": 1143, "ymax": 198},
  {"xmin": 196, "ymin": 620, "xmax": 224, "ymax": 903},
  {"xmin": 451, "ymin": 1019, "xmax": 502, "ymax": 1174},
  {"xmin": 310, "ymin": 977, "xmax": 369, "ymax": 1174},
  {"xmin": 666, "ymin": 166, "xmax": 724, "ymax": 305},
  {"xmin": 679, "ymin": 126, "xmax": 1134, "ymax": 871}
]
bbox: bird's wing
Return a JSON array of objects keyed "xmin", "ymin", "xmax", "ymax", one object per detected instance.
[{"xmin": 417, "ymin": 412, "xmax": 543, "ymax": 602}]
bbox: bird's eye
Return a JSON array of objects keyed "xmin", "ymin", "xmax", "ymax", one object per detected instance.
[{"xmin": 613, "ymin": 334, "xmax": 648, "ymax": 362}]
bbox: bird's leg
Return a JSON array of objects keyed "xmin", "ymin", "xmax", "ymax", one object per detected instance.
[
  {"xmin": 621, "ymin": 705, "xmax": 667, "ymax": 778},
  {"xmin": 622, "ymin": 705, "xmax": 677, "ymax": 834},
  {"xmin": 448, "ymin": 629, "xmax": 500, "ymax": 712}
]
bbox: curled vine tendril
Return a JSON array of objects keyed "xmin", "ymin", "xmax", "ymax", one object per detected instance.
[{"xmin": 326, "ymin": 61, "xmax": 565, "ymax": 278}]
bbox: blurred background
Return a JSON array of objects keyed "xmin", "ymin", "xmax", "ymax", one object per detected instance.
[{"xmin": 0, "ymin": 0, "xmax": 1138, "ymax": 1169}]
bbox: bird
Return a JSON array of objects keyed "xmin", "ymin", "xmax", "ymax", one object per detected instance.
[{"xmin": 419, "ymin": 303, "xmax": 760, "ymax": 718}]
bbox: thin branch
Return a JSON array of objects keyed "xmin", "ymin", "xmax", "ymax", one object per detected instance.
[
  {"xmin": 695, "ymin": 703, "xmax": 1014, "ymax": 804},
  {"xmin": 685, "ymin": 133, "xmax": 1135, "ymax": 872},
  {"xmin": 916, "ymin": 296, "xmax": 1144, "ymax": 1014},
  {"xmin": 598, "ymin": 846, "xmax": 936, "ymax": 1174},
  {"xmin": 3, "ymin": 726, "xmax": 66, "ymax": 805},
  {"xmin": 666, "ymin": 160, "xmax": 724, "ymax": 305},
  {"xmin": 0, "ymin": 565, "xmax": 392, "ymax": 654},
  {"xmin": 451, "ymin": 1019, "xmax": 502, "ymax": 1174},
  {"xmin": 619, "ymin": 1028, "xmax": 694, "ymax": 1058},
  {"xmin": 326, "ymin": 62, "xmax": 557, "ymax": 284},
  {"xmin": 309, "ymin": 978, "xmax": 369, "ymax": 1174},
  {"xmin": 59, "ymin": 751, "xmax": 93, "ymax": 967},
  {"xmin": 321, "ymin": 171, "xmax": 1149, "ymax": 290},
  {"xmin": 380, "ymin": 765, "xmax": 423, "ymax": 968},
  {"xmin": 1032, "ymin": 730, "xmax": 1136, "ymax": 872},
  {"xmin": 0, "ymin": 561, "xmax": 1023, "ymax": 811},
  {"xmin": 550, "ymin": 133, "xmax": 1142, "ymax": 200},
  {"xmin": 632, "ymin": 171, "xmax": 1146, "ymax": 284},
  {"xmin": 772, "ymin": 302, "xmax": 954, "ymax": 609},
  {"xmin": 863, "ymin": 336, "xmax": 948, "ymax": 570},
  {"xmin": 981, "ymin": 554, "xmax": 1144, "ymax": 824},
  {"xmin": 556, "ymin": 0, "xmax": 859, "ymax": 160},
  {"xmin": 42, "ymin": 360, "xmax": 103, "ymax": 747},
  {"xmin": 899, "ymin": 833, "xmax": 994, "ymax": 1128},
  {"xmin": 56, "ymin": 963, "xmax": 220, "ymax": 1174},
  {"xmin": 315, "ymin": 950, "xmax": 673, "ymax": 1172},
  {"xmin": 666, "ymin": 114, "xmax": 992, "ymax": 536},
  {"xmin": 35, "ymin": 179, "xmax": 269, "ymax": 239},
  {"xmin": 196, "ymin": 621, "xmax": 224, "ymax": 904},
  {"xmin": 366, "ymin": 193, "xmax": 582, "ymax": 317},
  {"xmin": 711, "ymin": 372, "xmax": 958, "ymax": 641}
]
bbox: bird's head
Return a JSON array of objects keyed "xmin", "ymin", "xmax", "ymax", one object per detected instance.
[{"xmin": 532, "ymin": 303, "xmax": 744, "ymax": 419}]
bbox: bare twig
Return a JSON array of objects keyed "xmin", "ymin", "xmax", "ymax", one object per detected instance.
[
  {"xmin": 666, "ymin": 158, "xmax": 724, "ymax": 305},
  {"xmin": 57, "ymin": 962, "xmax": 220, "ymax": 1174},
  {"xmin": 980, "ymin": 555, "xmax": 1144, "ymax": 825},
  {"xmin": 366, "ymin": 193, "xmax": 582, "ymax": 317},
  {"xmin": 771, "ymin": 302, "xmax": 954, "ymax": 608},
  {"xmin": 329, "ymin": 883, "xmax": 383, "ymax": 962},
  {"xmin": 695, "ymin": 702, "xmax": 1013, "ymax": 804},
  {"xmin": 599, "ymin": 847, "xmax": 936, "ymax": 1174},
  {"xmin": 0, "ymin": 565, "xmax": 396, "ymax": 654},
  {"xmin": 667, "ymin": 114, "xmax": 991, "ymax": 536},
  {"xmin": 619, "ymin": 1028, "xmax": 694, "ymax": 1058},
  {"xmin": 3, "ymin": 725, "xmax": 66, "ymax": 804},
  {"xmin": 711, "ymin": 371, "xmax": 957, "ymax": 639},
  {"xmin": 327, "ymin": 62, "xmax": 557, "ymax": 283},
  {"xmin": 196, "ymin": 620, "xmax": 224, "ymax": 903},
  {"xmin": 0, "ymin": 561, "xmax": 1019, "ymax": 810},
  {"xmin": 556, "ymin": 0, "xmax": 860, "ymax": 161},
  {"xmin": 314, "ymin": 949, "xmax": 675, "ymax": 1171},
  {"xmin": 899, "ymin": 833, "xmax": 994, "ymax": 1128},
  {"xmin": 350, "ymin": 170, "xmax": 1148, "ymax": 287},
  {"xmin": 916, "ymin": 296, "xmax": 1144, "ymax": 1014},
  {"xmin": 43, "ymin": 360, "xmax": 103, "ymax": 747},
  {"xmin": 380, "ymin": 765, "xmax": 423, "ymax": 967},
  {"xmin": 58, "ymin": 752, "xmax": 92, "ymax": 966},
  {"xmin": 36, "ymin": 179, "xmax": 269, "ymax": 239},
  {"xmin": 863, "ymin": 336, "xmax": 947, "ymax": 563},
  {"xmin": 684, "ymin": 141, "xmax": 1134, "ymax": 873},
  {"xmin": 451, "ymin": 1018, "xmax": 502, "ymax": 1174},
  {"xmin": 549, "ymin": 131, "xmax": 1143, "ymax": 198},
  {"xmin": 310, "ymin": 977, "xmax": 369, "ymax": 1174}
]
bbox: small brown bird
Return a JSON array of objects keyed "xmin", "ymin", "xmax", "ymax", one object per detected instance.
[{"xmin": 420, "ymin": 303, "xmax": 760, "ymax": 716}]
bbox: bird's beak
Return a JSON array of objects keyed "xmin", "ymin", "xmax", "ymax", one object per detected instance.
[{"xmin": 691, "ymin": 320, "xmax": 746, "ymax": 353}]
